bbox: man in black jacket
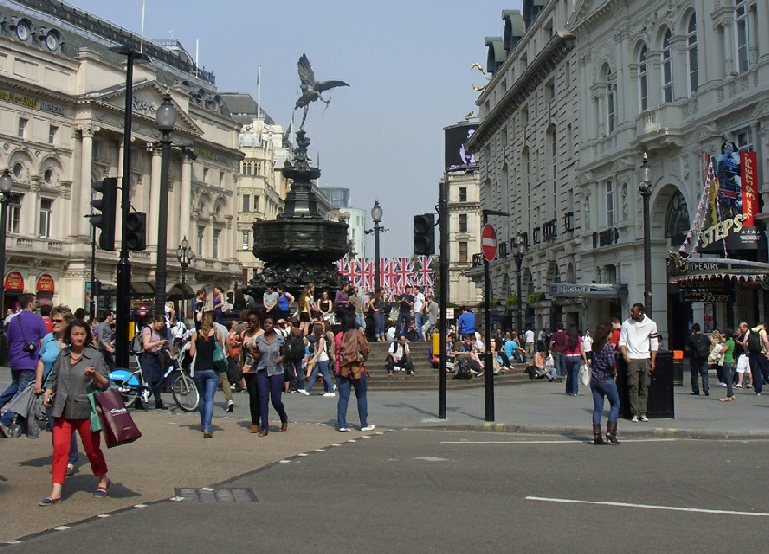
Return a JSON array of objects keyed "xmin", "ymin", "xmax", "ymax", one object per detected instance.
[{"xmin": 686, "ymin": 323, "xmax": 711, "ymax": 396}]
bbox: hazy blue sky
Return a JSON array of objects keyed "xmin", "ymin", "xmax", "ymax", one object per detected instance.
[{"xmin": 67, "ymin": 0, "xmax": 521, "ymax": 257}]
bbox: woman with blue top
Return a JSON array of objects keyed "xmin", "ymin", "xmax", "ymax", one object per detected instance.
[
  {"xmin": 589, "ymin": 322, "xmax": 620, "ymax": 445},
  {"xmin": 34, "ymin": 306, "xmax": 77, "ymax": 476},
  {"xmin": 299, "ymin": 323, "xmax": 336, "ymax": 397},
  {"xmin": 254, "ymin": 315, "xmax": 288, "ymax": 437}
]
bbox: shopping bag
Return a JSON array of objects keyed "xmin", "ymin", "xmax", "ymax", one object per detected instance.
[
  {"xmin": 579, "ymin": 362, "xmax": 590, "ymax": 387},
  {"xmin": 93, "ymin": 387, "xmax": 142, "ymax": 448}
]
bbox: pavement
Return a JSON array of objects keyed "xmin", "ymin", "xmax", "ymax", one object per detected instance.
[{"xmin": 1, "ymin": 367, "xmax": 767, "ymax": 544}]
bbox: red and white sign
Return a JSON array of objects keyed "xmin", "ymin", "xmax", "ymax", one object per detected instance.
[
  {"xmin": 3, "ymin": 271, "xmax": 23, "ymax": 291},
  {"xmin": 36, "ymin": 273, "xmax": 55, "ymax": 292},
  {"xmin": 482, "ymin": 224, "xmax": 497, "ymax": 262},
  {"xmin": 741, "ymin": 151, "xmax": 758, "ymax": 226}
]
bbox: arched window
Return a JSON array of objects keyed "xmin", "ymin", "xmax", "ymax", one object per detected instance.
[
  {"xmin": 606, "ymin": 67, "xmax": 615, "ymax": 134},
  {"xmin": 661, "ymin": 29, "xmax": 673, "ymax": 103},
  {"xmin": 665, "ymin": 191, "xmax": 690, "ymax": 247},
  {"xmin": 687, "ymin": 15, "xmax": 698, "ymax": 95},
  {"xmin": 639, "ymin": 45, "xmax": 648, "ymax": 111},
  {"xmin": 735, "ymin": 0, "xmax": 750, "ymax": 72}
]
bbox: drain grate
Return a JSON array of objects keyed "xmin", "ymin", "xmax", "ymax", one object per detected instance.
[{"xmin": 174, "ymin": 488, "xmax": 259, "ymax": 503}]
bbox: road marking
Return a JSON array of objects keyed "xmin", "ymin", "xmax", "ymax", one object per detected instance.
[
  {"xmin": 415, "ymin": 456, "xmax": 448, "ymax": 462},
  {"xmin": 526, "ymin": 496, "xmax": 769, "ymax": 516},
  {"xmin": 440, "ymin": 438, "xmax": 678, "ymax": 445}
]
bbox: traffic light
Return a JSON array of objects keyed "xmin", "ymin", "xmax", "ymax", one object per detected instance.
[
  {"xmin": 125, "ymin": 212, "xmax": 146, "ymax": 251},
  {"xmin": 90, "ymin": 178, "xmax": 118, "ymax": 251},
  {"xmin": 413, "ymin": 213, "xmax": 435, "ymax": 255}
]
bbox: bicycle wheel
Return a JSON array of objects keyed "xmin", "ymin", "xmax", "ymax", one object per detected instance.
[
  {"xmin": 110, "ymin": 378, "xmax": 139, "ymax": 408},
  {"xmin": 172, "ymin": 373, "xmax": 199, "ymax": 412}
]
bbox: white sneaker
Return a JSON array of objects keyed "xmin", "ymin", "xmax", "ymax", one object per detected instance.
[
  {"xmin": 639, "ymin": 415, "xmax": 649, "ymax": 422},
  {"xmin": 338, "ymin": 427, "xmax": 350, "ymax": 432},
  {"xmin": 323, "ymin": 392, "xmax": 335, "ymax": 398},
  {"xmin": 631, "ymin": 416, "xmax": 639, "ymax": 423},
  {"xmin": 361, "ymin": 425, "xmax": 376, "ymax": 432},
  {"xmin": 298, "ymin": 389, "xmax": 310, "ymax": 396}
]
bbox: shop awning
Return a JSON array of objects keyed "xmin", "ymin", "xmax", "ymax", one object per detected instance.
[
  {"xmin": 549, "ymin": 283, "xmax": 628, "ymax": 298},
  {"xmin": 131, "ymin": 282, "xmax": 155, "ymax": 296},
  {"xmin": 668, "ymin": 258, "xmax": 769, "ymax": 283}
]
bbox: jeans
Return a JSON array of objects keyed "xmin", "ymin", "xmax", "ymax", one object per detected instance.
[
  {"xmin": 287, "ymin": 358, "xmax": 304, "ymax": 391},
  {"xmin": 193, "ymin": 369, "xmax": 219, "ymax": 432},
  {"xmin": 552, "ymin": 352, "xmax": 567, "ymax": 378},
  {"xmin": 414, "ymin": 313, "xmax": 423, "ymax": 340},
  {"xmin": 305, "ymin": 360, "xmax": 335, "ymax": 394},
  {"xmin": 590, "ymin": 379, "xmax": 620, "ymax": 425},
  {"xmin": 397, "ymin": 311, "xmax": 411, "ymax": 334},
  {"xmin": 374, "ymin": 312, "xmax": 385, "ymax": 339},
  {"xmin": 0, "ymin": 370, "xmax": 35, "ymax": 426},
  {"xmin": 256, "ymin": 371, "xmax": 287, "ymax": 432},
  {"xmin": 355, "ymin": 312, "xmax": 365, "ymax": 330},
  {"xmin": 243, "ymin": 373, "xmax": 260, "ymax": 427},
  {"xmin": 565, "ymin": 356, "xmax": 582, "ymax": 395},
  {"xmin": 749, "ymin": 353, "xmax": 769, "ymax": 394},
  {"xmin": 690, "ymin": 358, "xmax": 708, "ymax": 394},
  {"xmin": 336, "ymin": 373, "xmax": 368, "ymax": 429},
  {"xmin": 723, "ymin": 362, "xmax": 735, "ymax": 399}
]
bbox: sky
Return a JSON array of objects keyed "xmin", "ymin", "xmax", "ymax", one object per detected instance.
[{"xmin": 66, "ymin": 0, "xmax": 521, "ymax": 258}]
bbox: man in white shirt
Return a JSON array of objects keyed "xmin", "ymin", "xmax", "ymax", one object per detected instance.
[
  {"xmin": 387, "ymin": 335, "xmax": 414, "ymax": 376},
  {"xmin": 618, "ymin": 303, "xmax": 658, "ymax": 423},
  {"xmin": 413, "ymin": 286, "xmax": 426, "ymax": 341},
  {"xmin": 524, "ymin": 328, "xmax": 536, "ymax": 360}
]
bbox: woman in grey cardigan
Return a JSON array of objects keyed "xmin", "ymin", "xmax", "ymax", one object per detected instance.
[{"xmin": 40, "ymin": 320, "xmax": 111, "ymax": 506}]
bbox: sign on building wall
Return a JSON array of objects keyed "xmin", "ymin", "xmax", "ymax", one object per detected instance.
[
  {"xmin": 336, "ymin": 256, "xmax": 434, "ymax": 300},
  {"xmin": 699, "ymin": 143, "xmax": 760, "ymax": 252},
  {"xmin": 445, "ymin": 122, "xmax": 478, "ymax": 172}
]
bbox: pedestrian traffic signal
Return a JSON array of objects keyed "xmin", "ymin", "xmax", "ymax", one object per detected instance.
[
  {"xmin": 90, "ymin": 178, "xmax": 118, "ymax": 251},
  {"xmin": 125, "ymin": 212, "xmax": 146, "ymax": 251},
  {"xmin": 413, "ymin": 213, "xmax": 435, "ymax": 255}
]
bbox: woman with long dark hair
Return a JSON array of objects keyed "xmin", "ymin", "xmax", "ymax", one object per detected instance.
[
  {"xmin": 564, "ymin": 326, "xmax": 587, "ymax": 396},
  {"xmin": 140, "ymin": 314, "xmax": 170, "ymax": 409},
  {"xmin": 254, "ymin": 315, "xmax": 288, "ymax": 437},
  {"xmin": 240, "ymin": 310, "xmax": 263, "ymax": 432},
  {"xmin": 590, "ymin": 322, "xmax": 620, "ymax": 445},
  {"xmin": 335, "ymin": 310, "xmax": 374, "ymax": 432},
  {"xmin": 300, "ymin": 323, "xmax": 336, "ymax": 397}
]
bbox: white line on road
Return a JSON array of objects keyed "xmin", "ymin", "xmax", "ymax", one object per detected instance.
[
  {"xmin": 440, "ymin": 438, "xmax": 678, "ymax": 445},
  {"xmin": 526, "ymin": 496, "xmax": 769, "ymax": 517}
]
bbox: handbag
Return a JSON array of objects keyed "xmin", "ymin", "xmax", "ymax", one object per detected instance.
[
  {"xmin": 579, "ymin": 362, "xmax": 590, "ymax": 387},
  {"xmin": 213, "ymin": 331, "xmax": 228, "ymax": 373},
  {"xmin": 93, "ymin": 387, "xmax": 142, "ymax": 448}
]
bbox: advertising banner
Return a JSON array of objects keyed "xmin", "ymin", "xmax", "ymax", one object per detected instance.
[{"xmin": 445, "ymin": 122, "xmax": 478, "ymax": 172}]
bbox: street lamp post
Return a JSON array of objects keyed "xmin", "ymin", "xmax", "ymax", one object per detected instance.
[
  {"xmin": 514, "ymin": 234, "xmax": 526, "ymax": 334},
  {"xmin": 176, "ymin": 236, "xmax": 195, "ymax": 325},
  {"xmin": 0, "ymin": 169, "xmax": 14, "ymax": 328},
  {"xmin": 154, "ymin": 93, "xmax": 177, "ymax": 317},
  {"xmin": 371, "ymin": 200, "xmax": 383, "ymax": 290},
  {"xmin": 638, "ymin": 153, "xmax": 653, "ymax": 317}
]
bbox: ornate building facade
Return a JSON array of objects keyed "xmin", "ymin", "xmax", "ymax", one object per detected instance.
[{"xmin": 0, "ymin": 0, "xmax": 243, "ymax": 313}]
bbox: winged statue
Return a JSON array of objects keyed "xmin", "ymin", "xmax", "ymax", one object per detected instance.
[{"xmin": 294, "ymin": 54, "xmax": 349, "ymax": 129}]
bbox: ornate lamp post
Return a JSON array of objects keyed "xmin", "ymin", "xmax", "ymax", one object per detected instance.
[
  {"xmin": 513, "ymin": 233, "xmax": 526, "ymax": 333},
  {"xmin": 0, "ymin": 169, "xmax": 14, "ymax": 328},
  {"xmin": 638, "ymin": 153, "xmax": 653, "ymax": 317},
  {"xmin": 154, "ymin": 93, "xmax": 177, "ymax": 317},
  {"xmin": 176, "ymin": 236, "xmax": 195, "ymax": 325},
  {"xmin": 371, "ymin": 200, "xmax": 383, "ymax": 290}
]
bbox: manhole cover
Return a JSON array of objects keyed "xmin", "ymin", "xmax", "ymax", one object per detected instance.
[{"xmin": 174, "ymin": 488, "xmax": 259, "ymax": 503}]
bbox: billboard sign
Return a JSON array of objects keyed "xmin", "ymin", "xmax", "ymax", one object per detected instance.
[{"xmin": 445, "ymin": 122, "xmax": 478, "ymax": 172}]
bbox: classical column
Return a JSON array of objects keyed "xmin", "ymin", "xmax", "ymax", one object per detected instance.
[
  {"xmin": 149, "ymin": 149, "xmax": 162, "ymax": 252},
  {"xmin": 645, "ymin": 50, "xmax": 662, "ymax": 107},
  {"xmin": 180, "ymin": 158, "xmax": 192, "ymax": 247},
  {"xmin": 722, "ymin": 19, "xmax": 736, "ymax": 75},
  {"xmin": 79, "ymin": 127, "xmax": 94, "ymax": 237}
]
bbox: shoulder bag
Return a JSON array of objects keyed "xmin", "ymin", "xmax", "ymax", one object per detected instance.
[{"xmin": 212, "ymin": 330, "xmax": 228, "ymax": 373}]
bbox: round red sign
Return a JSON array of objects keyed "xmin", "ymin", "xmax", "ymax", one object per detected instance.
[{"xmin": 482, "ymin": 224, "xmax": 497, "ymax": 262}]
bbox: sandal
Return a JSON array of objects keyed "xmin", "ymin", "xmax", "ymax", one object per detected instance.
[
  {"xmin": 39, "ymin": 496, "xmax": 62, "ymax": 507},
  {"xmin": 93, "ymin": 479, "xmax": 111, "ymax": 497}
]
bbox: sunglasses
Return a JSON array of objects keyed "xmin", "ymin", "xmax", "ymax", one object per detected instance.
[
  {"xmin": 52, "ymin": 319, "xmax": 64, "ymax": 323},
  {"xmin": 248, "ymin": 319, "xmax": 259, "ymax": 324}
]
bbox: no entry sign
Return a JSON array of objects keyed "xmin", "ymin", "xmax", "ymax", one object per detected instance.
[{"xmin": 482, "ymin": 224, "xmax": 496, "ymax": 262}]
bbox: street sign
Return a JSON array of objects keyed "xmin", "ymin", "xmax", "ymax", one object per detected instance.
[{"xmin": 482, "ymin": 224, "xmax": 496, "ymax": 262}]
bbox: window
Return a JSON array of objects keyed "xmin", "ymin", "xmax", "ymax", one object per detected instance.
[
  {"xmin": 459, "ymin": 187, "xmax": 467, "ymax": 202},
  {"xmin": 242, "ymin": 231, "xmax": 249, "ymax": 250},
  {"xmin": 606, "ymin": 68, "xmax": 615, "ymax": 134},
  {"xmin": 522, "ymin": 107, "xmax": 529, "ymax": 127},
  {"xmin": 459, "ymin": 214, "xmax": 468, "ymax": 232},
  {"xmin": 551, "ymin": 130, "xmax": 557, "ymax": 182},
  {"xmin": 546, "ymin": 80, "xmax": 556, "ymax": 103},
  {"xmin": 12, "ymin": 163, "xmax": 22, "ymax": 180},
  {"xmin": 605, "ymin": 181, "xmax": 615, "ymax": 227},
  {"xmin": 219, "ymin": 172, "xmax": 225, "ymax": 186},
  {"xmin": 18, "ymin": 118, "xmax": 27, "ymax": 138},
  {"xmin": 254, "ymin": 196, "xmax": 260, "ymax": 212},
  {"xmin": 8, "ymin": 195, "xmax": 22, "ymax": 234},
  {"xmin": 639, "ymin": 45, "xmax": 648, "ymax": 111},
  {"xmin": 197, "ymin": 226, "xmax": 204, "ymax": 257},
  {"xmin": 39, "ymin": 198, "xmax": 52, "ymax": 237},
  {"xmin": 203, "ymin": 168, "xmax": 209, "ymax": 182},
  {"xmin": 43, "ymin": 168, "xmax": 53, "ymax": 184},
  {"xmin": 458, "ymin": 241, "xmax": 468, "ymax": 263},
  {"xmin": 48, "ymin": 125, "xmax": 58, "ymax": 145},
  {"xmin": 665, "ymin": 191, "xmax": 690, "ymax": 246},
  {"xmin": 242, "ymin": 162, "xmax": 251, "ymax": 176},
  {"xmin": 242, "ymin": 194, "xmax": 250, "ymax": 212},
  {"xmin": 212, "ymin": 229, "xmax": 220, "ymax": 258},
  {"xmin": 687, "ymin": 15, "xmax": 699, "ymax": 95},
  {"xmin": 662, "ymin": 29, "xmax": 673, "ymax": 103},
  {"xmin": 735, "ymin": 128, "xmax": 753, "ymax": 151},
  {"xmin": 736, "ymin": 0, "xmax": 749, "ymax": 72}
]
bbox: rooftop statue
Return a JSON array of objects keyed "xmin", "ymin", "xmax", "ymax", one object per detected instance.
[{"xmin": 294, "ymin": 54, "xmax": 349, "ymax": 130}]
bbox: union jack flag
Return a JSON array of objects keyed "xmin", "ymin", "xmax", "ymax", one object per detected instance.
[
  {"xmin": 360, "ymin": 258, "xmax": 375, "ymax": 291},
  {"xmin": 335, "ymin": 256, "xmax": 434, "ymax": 298}
]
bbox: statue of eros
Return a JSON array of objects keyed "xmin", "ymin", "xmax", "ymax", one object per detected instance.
[{"xmin": 294, "ymin": 54, "xmax": 349, "ymax": 129}]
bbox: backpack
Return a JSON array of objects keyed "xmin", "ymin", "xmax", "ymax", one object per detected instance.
[
  {"xmin": 285, "ymin": 331, "xmax": 305, "ymax": 361},
  {"xmin": 129, "ymin": 328, "xmax": 145, "ymax": 355},
  {"xmin": 693, "ymin": 335, "xmax": 710, "ymax": 359},
  {"xmin": 748, "ymin": 331, "xmax": 763, "ymax": 354},
  {"xmin": 454, "ymin": 356, "xmax": 473, "ymax": 380}
]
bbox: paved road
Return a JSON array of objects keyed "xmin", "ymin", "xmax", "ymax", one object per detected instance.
[{"xmin": 7, "ymin": 429, "xmax": 769, "ymax": 552}]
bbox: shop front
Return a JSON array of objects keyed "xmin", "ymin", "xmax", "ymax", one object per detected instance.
[
  {"xmin": 2, "ymin": 271, "xmax": 24, "ymax": 315},
  {"xmin": 36, "ymin": 274, "xmax": 55, "ymax": 307},
  {"xmin": 548, "ymin": 283, "xmax": 628, "ymax": 332}
]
